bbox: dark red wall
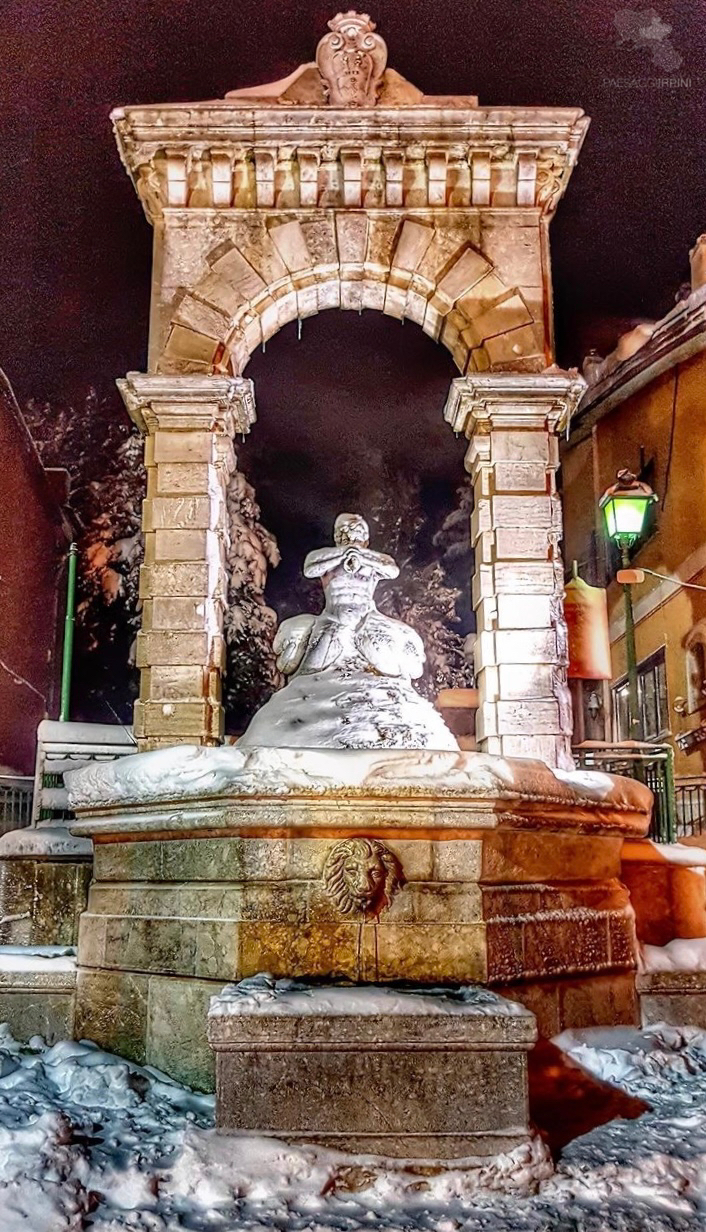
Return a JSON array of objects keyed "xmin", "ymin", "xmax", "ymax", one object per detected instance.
[{"xmin": 0, "ymin": 373, "xmax": 68, "ymax": 773}]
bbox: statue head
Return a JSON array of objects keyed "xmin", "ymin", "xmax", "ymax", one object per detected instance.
[
  {"xmin": 303, "ymin": 512, "xmax": 399, "ymax": 592},
  {"xmin": 323, "ymin": 837, "xmax": 404, "ymax": 918},
  {"xmin": 333, "ymin": 513, "xmax": 370, "ymax": 548}
]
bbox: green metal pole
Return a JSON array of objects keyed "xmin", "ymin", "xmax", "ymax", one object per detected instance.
[
  {"xmin": 620, "ymin": 541, "xmax": 646, "ymax": 787},
  {"xmin": 663, "ymin": 742, "xmax": 677, "ymax": 845},
  {"xmin": 59, "ymin": 542, "xmax": 78, "ymax": 722},
  {"xmin": 621, "ymin": 543, "xmax": 640, "ymax": 743}
]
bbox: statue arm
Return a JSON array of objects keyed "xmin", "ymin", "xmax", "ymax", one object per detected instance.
[{"xmin": 273, "ymin": 615, "xmax": 315, "ymax": 675}]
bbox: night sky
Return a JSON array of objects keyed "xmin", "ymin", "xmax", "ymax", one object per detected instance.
[{"xmin": 2, "ymin": 0, "xmax": 704, "ymax": 586}]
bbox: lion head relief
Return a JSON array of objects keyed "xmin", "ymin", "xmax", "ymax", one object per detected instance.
[{"xmin": 322, "ymin": 838, "xmax": 404, "ymax": 919}]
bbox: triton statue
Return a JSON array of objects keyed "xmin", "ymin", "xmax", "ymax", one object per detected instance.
[{"xmin": 239, "ymin": 513, "xmax": 459, "ymax": 750}]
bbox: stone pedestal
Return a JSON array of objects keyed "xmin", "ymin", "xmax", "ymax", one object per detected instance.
[
  {"xmin": 444, "ymin": 372, "xmax": 586, "ymax": 769},
  {"xmin": 0, "ymin": 827, "xmax": 92, "ymax": 947},
  {"xmin": 0, "ymin": 950, "xmax": 76, "ymax": 1043},
  {"xmin": 117, "ymin": 374, "xmax": 256, "ymax": 751},
  {"xmin": 638, "ymin": 970, "xmax": 706, "ymax": 1028},
  {"xmin": 207, "ymin": 979, "xmax": 537, "ymax": 1161}
]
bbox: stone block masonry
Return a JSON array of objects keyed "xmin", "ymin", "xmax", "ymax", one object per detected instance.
[
  {"xmin": 111, "ymin": 15, "xmax": 591, "ymax": 755},
  {"xmin": 445, "ymin": 372, "xmax": 586, "ymax": 769},
  {"xmin": 67, "ymin": 746, "xmax": 650, "ymax": 1088},
  {"xmin": 118, "ymin": 374, "xmax": 256, "ymax": 750},
  {"xmin": 208, "ymin": 979, "xmax": 537, "ymax": 1161}
]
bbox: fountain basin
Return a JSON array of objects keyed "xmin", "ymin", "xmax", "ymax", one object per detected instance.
[{"xmin": 67, "ymin": 745, "xmax": 651, "ymax": 1089}]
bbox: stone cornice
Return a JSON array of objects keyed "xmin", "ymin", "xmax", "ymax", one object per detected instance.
[
  {"xmin": 569, "ymin": 288, "xmax": 706, "ymax": 445},
  {"xmin": 111, "ymin": 102, "xmax": 588, "ymax": 221},
  {"xmin": 444, "ymin": 370, "xmax": 587, "ymax": 437},
  {"xmin": 117, "ymin": 372, "xmax": 256, "ymax": 435}
]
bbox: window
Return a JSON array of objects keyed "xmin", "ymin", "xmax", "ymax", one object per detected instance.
[
  {"xmin": 613, "ymin": 648, "xmax": 668, "ymax": 741},
  {"xmin": 685, "ymin": 623, "xmax": 706, "ymax": 713}
]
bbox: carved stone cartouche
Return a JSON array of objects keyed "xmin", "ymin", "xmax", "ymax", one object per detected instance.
[{"xmin": 316, "ymin": 11, "xmax": 388, "ymax": 107}]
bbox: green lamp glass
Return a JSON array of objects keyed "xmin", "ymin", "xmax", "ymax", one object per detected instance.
[{"xmin": 599, "ymin": 469, "xmax": 657, "ymax": 548}]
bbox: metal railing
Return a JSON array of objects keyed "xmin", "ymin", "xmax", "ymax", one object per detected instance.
[
  {"xmin": 674, "ymin": 777, "xmax": 706, "ymax": 839},
  {"xmin": 32, "ymin": 719, "xmax": 136, "ymax": 826},
  {"xmin": 0, "ymin": 775, "xmax": 34, "ymax": 835},
  {"xmin": 573, "ymin": 741, "xmax": 677, "ymax": 844}
]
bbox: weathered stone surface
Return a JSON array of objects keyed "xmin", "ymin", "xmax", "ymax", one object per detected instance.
[
  {"xmin": 622, "ymin": 839, "xmax": 706, "ymax": 946},
  {"xmin": 511, "ymin": 972, "xmax": 639, "ymax": 1039},
  {"xmin": 638, "ymin": 971, "xmax": 706, "ymax": 1028},
  {"xmin": 109, "ymin": 25, "xmax": 592, "ymax": 769},
  {"xmin": 146, "ymin": 975, "xmax": 216, "ymax": 1090},
  {"xmin": 71, "ymin": 768, "xmax": 647, "ymax": 1088},
  {"xmin": 118, "ymin": 374, "xmax": 251, "ymax": 749},
  {"xmin": 0, "ymin": 983, "xmax": 75, "ymax": 1044},
  {"xmin": 75, "ymin": 969, "xmax": 149, "ymax": 1065},
  {"xmin": 208, "ymin": 982, "xmax": 536, "ymax": 1158},
  {"xmin": 445, "ymin": 372, "xmax": 586, "ymax": 769},
  {"xmin": 0, "ymin": 858, "xmax": 91, "ymax": 946}
]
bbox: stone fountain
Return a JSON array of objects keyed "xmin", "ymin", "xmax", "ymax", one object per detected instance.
[
  {"xmin": 51, "ymin": 10, "xmax": 652, "ymax": 1163},
  {"xmin": 67, "ymin": 513, "xmax": 650, "ymax": 1131}
]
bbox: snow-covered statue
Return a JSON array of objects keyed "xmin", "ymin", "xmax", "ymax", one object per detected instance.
[{"xmin": 239, "ymin": 514, "xmax": 459, "ymax": 750}]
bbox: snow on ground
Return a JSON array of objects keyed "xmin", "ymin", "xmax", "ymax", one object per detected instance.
[{"xmin": 2, "ymin": 1022, "xmax": 706, "ymax": 1230}]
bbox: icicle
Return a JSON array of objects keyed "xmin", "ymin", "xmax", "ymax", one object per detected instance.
[
  {"xmin": 261, "ymin": 339, "xmax": 266, "ymax": 354},
  {"xmin": 297, "ymin": 318, "xmax": 302, "ymax": 340}
]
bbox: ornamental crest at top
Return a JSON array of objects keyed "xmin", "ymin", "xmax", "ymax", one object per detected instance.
[
  {"xmin": 316, "ymin": 11, "xmax": 388, "ymax": 107},
  {"xmin": 111, "ymin": 13, "xmax": 588, "ymax": 224}
]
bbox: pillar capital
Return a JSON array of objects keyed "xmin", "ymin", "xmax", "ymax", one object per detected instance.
[
  {"xmin": 443, "ymin": 370, "xmax": 586, "ymax": 438},
  {"xmin": 117, "ymin": 373, "xmax": 256, "ymax": 436}
]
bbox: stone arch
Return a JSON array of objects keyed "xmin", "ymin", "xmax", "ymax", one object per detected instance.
[{"xmin": 159, "ymin": 216, "xmax": 546, "ymax": 378}]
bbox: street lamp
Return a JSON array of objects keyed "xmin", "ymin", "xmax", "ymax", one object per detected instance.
[{"xmin": 599, "ymin": 469, "xmax": 657, "ymax": 742}]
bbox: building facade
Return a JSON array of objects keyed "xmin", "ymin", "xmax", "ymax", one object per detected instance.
[
  {"xmin": 563, "ymin": 236, "xmax": 706, "ymax": 778},
  {"xmin": 0, "ymin": 371, "xmax": 70, "ymax": 773}
]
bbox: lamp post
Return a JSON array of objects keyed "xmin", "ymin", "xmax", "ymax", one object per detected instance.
[{"xmin": 599, "ymin": 469, "xmax": 657, "ymax": 742}]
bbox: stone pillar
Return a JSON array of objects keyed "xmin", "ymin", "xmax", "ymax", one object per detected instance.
[
  {"xmin": 118, "ymin": 374, "xmax": 256, "ymax": 750},
  {"xmin": 444, "ymin": 372, "xmax": 586, "ymax": 769}
]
